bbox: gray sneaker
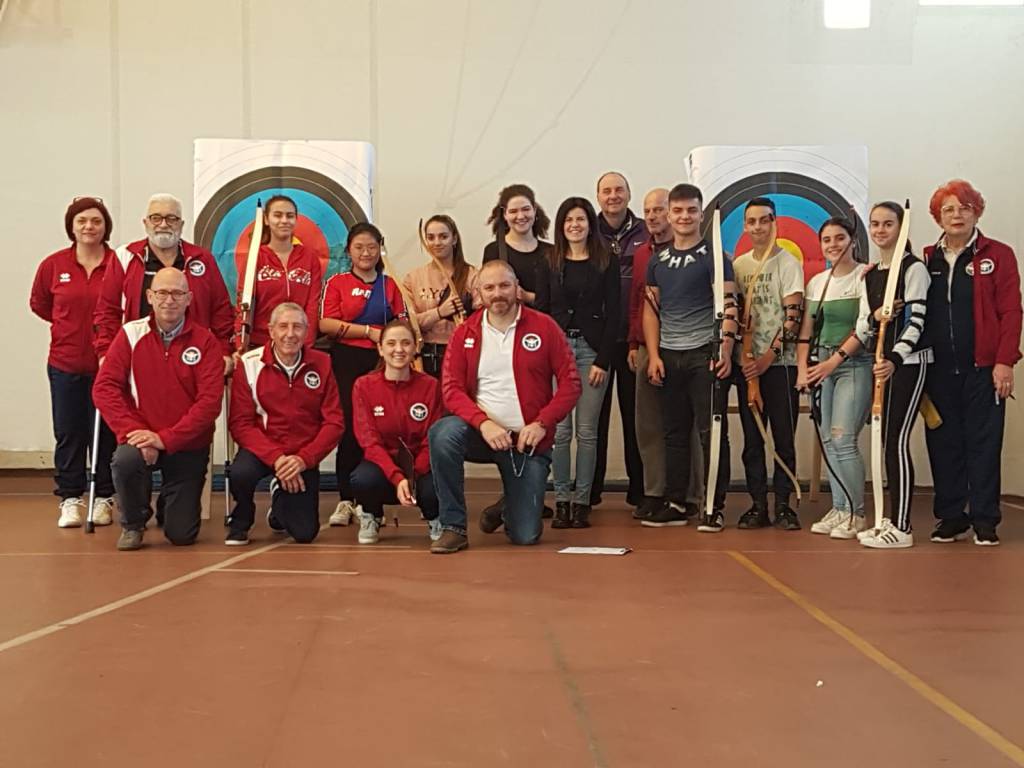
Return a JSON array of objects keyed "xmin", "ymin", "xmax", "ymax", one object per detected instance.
[{"xmin": 117, "ymin": 529, "xmax": 144, "ymax": 551}]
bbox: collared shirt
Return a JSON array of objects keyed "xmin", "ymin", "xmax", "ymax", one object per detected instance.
[
  {"xmin": 475, "ymin": 307, "xmax": 525, "ymax": 430},
  {"xmin": 940, "ymin": 228, "xmax": 979, "ymax": 300},
  {"xmin": 157, "ymin": 317, "xmax": 185, "ymax": 348},
  {"xmin": 140, "ymin": 244, "xmax": 185, "ymax": 317}
]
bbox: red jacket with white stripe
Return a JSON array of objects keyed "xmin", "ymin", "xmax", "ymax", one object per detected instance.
[
  {"xmin": 93, "ymin": 239, "xmax": 234, "ymax": 358},
  {"xmin": 92, "ymin": 316, "xmax": 224, "ymax": 453},
  {"xmin": 321, "ymin": 271, "xmax": 406, "ymax": 350},
  {"xmin": 236, "ymin": 244, "xmax": 323, "ymax": 350},
  {"xmin": 441, "ymin": 306, "xmax": 581, "ymax": 454},
  {"xmin": 30, "ymin": 246, "xmax": 114, "ymax": 374},
  {"xmin": 229, "ymin": 343, "xmax": 343, "ymax": 470},
  {"xmin": 352, "ymin": 369, "xmax": 441, "ymax": 487},
  {"xmin": 628, "ymin": 239, "xmax": 656, "ymax": 349}
]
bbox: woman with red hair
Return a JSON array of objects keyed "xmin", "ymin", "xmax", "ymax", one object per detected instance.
[{"xmin": 923, "ymin": 179, "xmax": 1021, "ymax": 546}]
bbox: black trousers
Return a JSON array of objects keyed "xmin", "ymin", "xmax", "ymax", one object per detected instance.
[
  {"xmin": 229, "ymin": 448, "xmax": 321, "ymax": 543},
  {"xmin": 881, "ymin": 363, "xmax": 927, "ymax": 532},
  {"xmin": 112, "ymin": 444, "xmax": 208, "ymax": 545},
  {"xmin": 330, "ymin": 344, "xmax": 380, "ymax": 500},
  {"xmin": 925, "ymin": 365, "xmax": 1004, "ymax": 527},
  {"xmin": 47, "ymin": 365, "xmax": 115, "ymax": 499},
  {"xmin": 592, "ymin": 340, "xmax": 643, "ymax": 503},
  {"xmin": 349, "ymin": 460, "xmax": 438, "ymax": 520},
  {"xmin": 734, "ymin": 365, "xmax": 799, "ymax": 507},
  {"xmin": 660, "ymin": 346, "xmax": 729, "ymax": 511}
]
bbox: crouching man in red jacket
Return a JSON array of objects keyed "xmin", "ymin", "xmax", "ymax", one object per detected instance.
[
  {"xmin": 93, "ymin": 268, "xmax": 224, "ymax": 551},
  {"xmin": 428, "ymin": 260, "xmax": 582, "ymax": 554},
  {"xmin": 227, "ymin": 302, "xmax": 343, "ymax": 545}
]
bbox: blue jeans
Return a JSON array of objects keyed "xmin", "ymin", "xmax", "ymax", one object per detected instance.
[
  {"xmin": 553, "ymin": 336, "xmax": 608, "ymax": 504},
  {"xmin": 428, "ymin": 415, "xmax": 550, "ymax": 545},
  {"xmin": 815, "ymin": 351, "xmax": 872, "ymax": 516}
]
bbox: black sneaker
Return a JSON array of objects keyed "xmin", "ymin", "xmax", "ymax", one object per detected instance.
[
  {"xmin": 266, "ymin": 508, "xmax": 286, "ymax": 534},
  {"xmin": 697, "ymin": 510, "xmax": 725, "ymax": 533},
  {"xmin": 551, "ymin": 501, "xmax": 572, "ymax": 529},
  {"xmin": 224, "ymin": 530, "xmax": 250, "ymax": 546},
  {"xmin": 773, "ymin": 505, "xmax": 801, "ymax": 531},
  {"xmin": 973, "ymin": 524, "xmax": 1000, "ymax": 547},
  {"xmin": 737, "ymin": 504, "xmax": 771, "ymax": 529},
  {"xmin": 641, "ymin": 501, "xmax": 692, "ymax": 528},
  {"xmin": 930, "ymin": 519, "xmax": 970, "ymax": 543},
  {"xmin": 633, "ymin": 497, "xmax": 662, "ymax": 520}
]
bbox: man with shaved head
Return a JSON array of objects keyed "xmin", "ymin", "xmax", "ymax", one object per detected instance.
[
  {"xmin": 93, "ymin": 267, "xmax": 225, "ymax": 550},
  {"xmin": 593, "ymin": 171, "xmax": 648, "ymax": 508},
  {"xmin": 428, "ymin": 260, "xmax": 581, "ymax": 554}
]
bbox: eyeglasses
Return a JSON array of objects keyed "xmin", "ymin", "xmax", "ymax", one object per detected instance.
[
  {"xmin": 940, "ymin": 204, "xmax": 973, "ymax": 217},
  {"xmin": 150, "ymin": 289, "xmax": 189, "ymax": 301},
  {"xmin": 147, "ymin": 214, "xmax": 183, "ymax": 226}
]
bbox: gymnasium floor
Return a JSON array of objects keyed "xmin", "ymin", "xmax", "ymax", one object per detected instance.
[{"xmin": 1, "ymin": 475, "xmax": 1022, "ymax": 768}]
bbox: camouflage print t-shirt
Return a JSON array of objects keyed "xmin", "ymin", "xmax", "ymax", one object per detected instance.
[{"xmin": 733, "ymin": 247, "xmax": 805, "ymax": 366}]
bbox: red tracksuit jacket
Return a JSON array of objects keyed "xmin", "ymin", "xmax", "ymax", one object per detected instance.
[
  {"xmin": 321, "ymin": 271, "xmax": 406, "ymax": 350},
  {"xmin": 30, "ymin": 246, "xmax": 114, "ymax": 374},
  {"xmin": 236, "ymin": 244, "xmax": 323, "ymax": 350},
  {"xmin": 627, "ymin": 238, "xmax": 657, "ymax": 350},
  {"xmin": 93, "ymin": 239, "xmax": 234, "ymax": 358},
  {"xmin": 352, "ymin": 369, "xmax": 441, "ymax": 486},
  {"xmin": 229, "ymin": 343, "xmax": 343, "ymax": 470},
  {"xmin": 441, "ymin": 306, "xmax": 581, "ymax": 454},
  {"xmin": 92, "ymin": 316, "xmax": 224, "ymax": 453}
]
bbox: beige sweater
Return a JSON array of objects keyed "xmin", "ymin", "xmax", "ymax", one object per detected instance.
[{"xmin": 403, "ymin": 261, "xmax": 480, "ymax": 344}]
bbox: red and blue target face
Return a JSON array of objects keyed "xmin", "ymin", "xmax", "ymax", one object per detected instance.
[
  {"xmin": 704, "ymin": 172, "xmax": 866, "ymax": 284},
  {"xmin": 194, "ymin": 166, "xmax": 368, "ymax": 304}
]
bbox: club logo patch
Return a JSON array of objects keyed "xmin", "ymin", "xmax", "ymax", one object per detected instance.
[
  {"xmin": 522, "ymin": 333, "xmax": 542, "ymax": 352},
  {"xmin": 965, "ymin": 259, "xmax": 995, "ymax": 277},
  {"xmin": 304, "ymin": 371, "xmax": 321, "ymax": 389},
  {"xmin": 464, "ymin": 337, "xmax": 476, "ymax": 348},
  {"xmin": 373, "ymin": 405, "xmax": 384, "ymax": 417},
  {"xmin": 188, "ymin": 260, "xmax": 206, "ymax": 277},
  {"xmin": 409, "ymin": 402, "xmax": 429, "ymax": 422},
  {"xmin": 181, "ymin": 346, "xmax": 202, "ymax": 365},
  {"xmin": 58, "ymin": 272, "xmax": 71, "ymax": 283}
]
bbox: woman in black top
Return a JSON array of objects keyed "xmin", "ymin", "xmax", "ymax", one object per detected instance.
[
  {"xmin": 482, "ymin": 183, "xmax": 552, "ymax": 312},
  {"xmin": 548, "ymin": 197, "xmax": 620, "ymax": 529}
]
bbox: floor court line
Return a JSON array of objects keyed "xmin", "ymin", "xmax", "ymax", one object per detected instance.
[
  {"xmin": 727, "ymin": 550, "xmax": 1024, "ymax": 767},
  {"xmin": 0, "ymin": 530, "xmax": 322, "ymax": 655},
  {"xmin": 215, "ymin": 567, "xmax": 359, "ymax": 576}
]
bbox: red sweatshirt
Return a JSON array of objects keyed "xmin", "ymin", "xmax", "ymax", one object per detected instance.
[
  {"xmin": 93, "ymin": 239, "xmax": 234, "ymax": 358},
  {"xmin": 92, "ymin": 316, "xmax": 224, "ymax": 453},
  {"xmin": 352, "ymin": 369, "xmax": 441, "ymax": 487},
  {"xmin": 229, "ymin": 343, "xmax": 343, "ymax": 470},
  {"xmin": 442, "ymin": 306, "xmax": 581, "ymax": 454},
  {"xmin": 236, "ymin": 244, "xmax": 322, "ymax": 350},
  {"xmin": 924, "ymin": 232, "xmax": 1022, "ymax": 367},
  {"xmin": 321, "ymin": 271, "xmax": 406, "ymax": 350},
  {"xmin": 30, "ymin": 246, "xmax": 114, "ymax": 374},
  {"xmin": 627, "ymin": 238, "xmax": 655, "ymax": 350}
]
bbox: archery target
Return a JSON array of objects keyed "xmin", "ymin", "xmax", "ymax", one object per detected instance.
[
  {"xmin": 194, "ymin": 166, "xmax": 369, "ymax": 303},
  {"xmin": 704, "ymin": 173, "xmax": 868, "ymax": 283}
]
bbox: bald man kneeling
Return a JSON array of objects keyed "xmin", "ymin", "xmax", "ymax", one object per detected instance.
[{"xmin": 93, "ymin": 267, "xmax": 224, "ymax": 550}]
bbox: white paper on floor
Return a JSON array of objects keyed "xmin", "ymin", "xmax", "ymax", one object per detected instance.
[{"xmin": 557, "ymin": 546, "xmax": 632, "ymax": 556}]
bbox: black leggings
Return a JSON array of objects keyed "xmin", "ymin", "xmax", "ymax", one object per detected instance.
[
  {"xmin": 330, "ymin": 343, "xmax": 380, "ymax": 500},
  {"xmin": 883, "ymin": 363, "xmax": 927, "ymax": 532}
]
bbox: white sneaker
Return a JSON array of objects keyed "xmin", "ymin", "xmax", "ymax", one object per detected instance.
[
  {"xmin": 329, "ymin": 500, "xmax": 358, "ymax": 526},
  {"xmin": 830, "ymin": 514, "xmax": 865, "ymax": 540},
  {"xmin": 810, "ymin": 508, "xmax": 845, "ymax": 535},
  {"xmin": 857, "ymin": 524, "xmax": 880, "ymax": 541},
  {"xmin": 58, "ymin": 497, "xmax": 85, "ymax": 528},
  {"xmin": 357, "ymin": 509, "xmax": 379, "ymax": 544},
  {"xmin": 861, "ymin": 519, "xmax": 914, "ymax": 549},
  {"xmin": 91, "ymin": 497, "xmax": 115, "ymax": 526},
  {"xmin": 427, "ymin": 518, "xmax": 443, "ymax": 542}
]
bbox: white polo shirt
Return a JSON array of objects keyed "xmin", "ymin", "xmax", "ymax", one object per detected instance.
[{"xmin": 475, "ymin": 308, "xmax": 525, "ymax": 430}]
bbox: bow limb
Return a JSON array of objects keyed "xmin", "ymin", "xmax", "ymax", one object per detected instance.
[
  {"xmin": 751, "ymin": 401, "xmax": 802, "ymax": 507},
  {"xmin": 378, "ymin": 245, "xmax": 425, "ymax": 372}
]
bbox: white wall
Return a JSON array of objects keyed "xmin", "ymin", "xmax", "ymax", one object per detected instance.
[{"xmin": 2, "ymin": 0, "xmax": 1022, "ymax": 491}]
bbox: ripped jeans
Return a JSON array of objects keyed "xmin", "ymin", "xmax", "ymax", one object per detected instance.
[{"xmin": 814, "ymin": 350, "xmax": 872, "ymax": 516}]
